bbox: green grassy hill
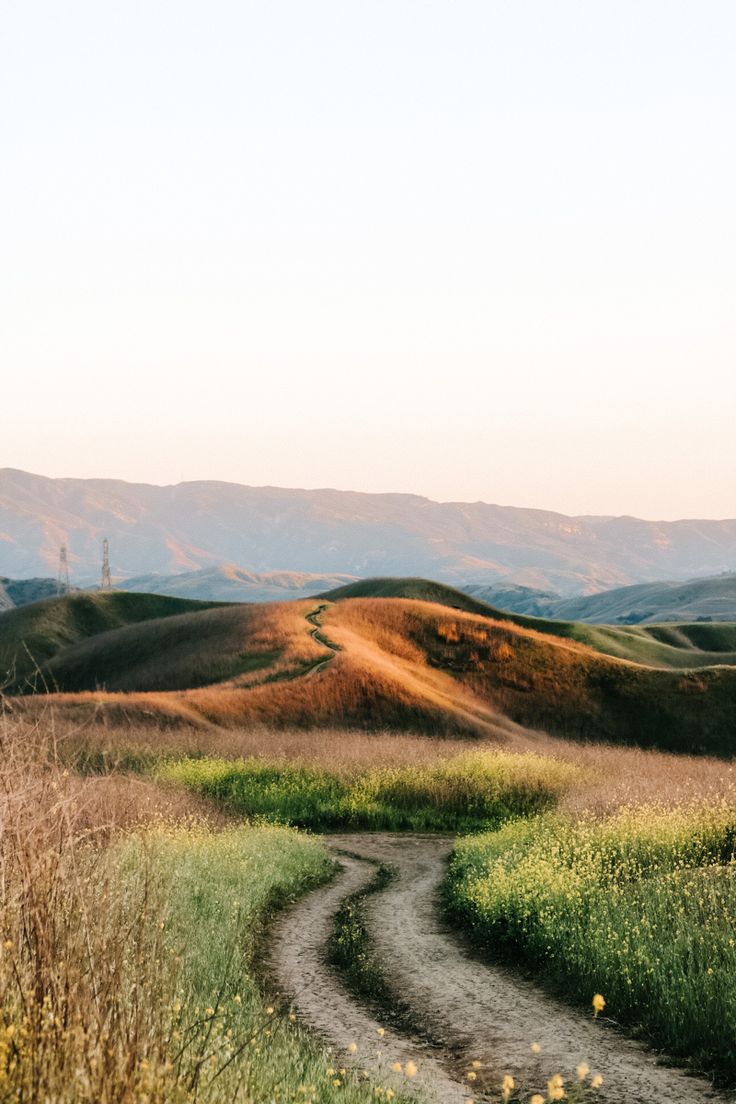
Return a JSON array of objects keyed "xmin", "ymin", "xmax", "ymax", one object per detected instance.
[
  {"xmin": 550, "ymin": 573, "xmax": 736, "ymax": 624},
  {"xmin": 0, "ymin": 591, "xmax": 221, "ymax": 691},
  {"xmin": 463, "ymin": 573, "xmax": 736, "ymax": 623},
  {"xmin": 39, "ymin": 605, "xmax": 285, "ymax": 693}
]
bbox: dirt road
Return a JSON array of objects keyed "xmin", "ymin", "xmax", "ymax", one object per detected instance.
[{"xmin": 268, "ymin": 833, "xmax": 729, "ymax": 1103}]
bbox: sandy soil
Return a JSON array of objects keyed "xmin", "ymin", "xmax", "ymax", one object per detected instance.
[{"xmin": 268, "ymin": 833, "xmax": 731, "ymax": 1104}]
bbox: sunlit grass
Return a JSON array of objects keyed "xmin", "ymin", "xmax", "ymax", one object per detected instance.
[{"xmin": 157, "ymin": 750, "xmax": 579, "ymax": 831}]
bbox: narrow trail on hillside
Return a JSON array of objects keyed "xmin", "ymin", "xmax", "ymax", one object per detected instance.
[
  {"xmin": 268, "ymin": 834, "xmax": 728, "ymax": 1104},
  {"xmin": 303, "ymin": 603, "xmax": 339, "ymax": 677}
]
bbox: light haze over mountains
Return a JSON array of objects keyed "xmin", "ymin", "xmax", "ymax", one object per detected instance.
[{"xmin": 1, "ymin": 469, "xmax": 735, "ymax": 597}]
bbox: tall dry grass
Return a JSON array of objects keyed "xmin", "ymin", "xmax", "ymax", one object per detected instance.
[
  {"xmin": 0, "ymin": 720, "xmax": 180, "ymax": 1100},
  {"xmin": 12, "ymin": 705, "xmax": 736, "ymax": 819}
]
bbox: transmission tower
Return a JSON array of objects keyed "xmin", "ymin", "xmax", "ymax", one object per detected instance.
[
  {"xmin": 101, "ymin": 538, "xmax": 112, "ymax": 589},
  {"xmin": 58, "ymin": 545, "xmax": 70, "ymax": 595}
]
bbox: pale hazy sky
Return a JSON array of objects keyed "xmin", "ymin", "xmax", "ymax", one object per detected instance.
[{"xmin": 2, "ymin": 2, "xmax": 735, "ymax": 519}]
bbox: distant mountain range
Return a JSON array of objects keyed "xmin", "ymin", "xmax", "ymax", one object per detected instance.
[
  {"xmin": 1, "ymin": 467, "xmax": 735, "ymax": 595},
  {"xmin": 121, "ymin": 565, "xmax": 358, "ymax": 604}
]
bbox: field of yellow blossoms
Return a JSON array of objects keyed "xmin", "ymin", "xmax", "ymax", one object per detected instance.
[{"xmin": 448, "ymin": 801, "xmax": 736, "ymax": 1084}]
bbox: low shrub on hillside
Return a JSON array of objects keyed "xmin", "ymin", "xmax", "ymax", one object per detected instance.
[
  {"xmin": 158, "ymin": 751, "xmax": 578, "ymax": 831},
  {"xmin": 447, "ymin": 804, "xmax": 736, "ymax": 1083}
]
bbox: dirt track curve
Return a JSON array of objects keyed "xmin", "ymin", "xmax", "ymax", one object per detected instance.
[{"xmin": 268, "ymin": 833, "xmax": 729, "ymax": 1104}]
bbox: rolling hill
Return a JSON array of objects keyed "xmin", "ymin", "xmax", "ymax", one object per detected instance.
[
  {"xmin": 464, "ymin": 573, "xmax": 736, "ymax": 624},
  {"xmin": 2, "ymin": 467, "xmax": 736, "ymax": 594},
  {"xmin": 119, "ymin": 565, "xmax": 359, "ymax": 603},
  {"xmin": 3, "ymin": 583, "xmax": 736, "ymax": 756},
  {"xmin": 322, "ymin": 577, "xmax": 736, "ymax": 669},
  {"xmin": 0, "ymin": 576, "xmax": 58, "ymax": 612}
]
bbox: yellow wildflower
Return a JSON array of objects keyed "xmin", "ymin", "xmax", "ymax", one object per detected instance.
[
  {"xmin": 576, "ymin": 1062, "xmax": 589, "ymax": 1080},
  {"xmin": 547, "ymin": 1072, "xmax": 565, "ymax": 1101},
  {"xmin": 405, "ymin": 1061, "xmax": 417, "ymax": 1078},
  {"xmin": 592, "ymin": 994, "xmax": 605, "ymax": 1017}
]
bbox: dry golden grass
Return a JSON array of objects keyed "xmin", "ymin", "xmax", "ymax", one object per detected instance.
[
  {"xmin": 0, "ymin": 720, "xmax": 181, "ymax": 1100},
  {"xmin": 17, "ymin": 702, "xmax": 734, "ymax": 822},
  {"xmin": 502, "ymin": 727, "xmax": 736, "ymax": 815}
]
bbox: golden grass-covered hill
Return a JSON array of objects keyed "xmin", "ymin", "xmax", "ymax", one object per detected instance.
[{"xmin": 2, "ymin": 579, "xmax": 735, "ymax": 755}]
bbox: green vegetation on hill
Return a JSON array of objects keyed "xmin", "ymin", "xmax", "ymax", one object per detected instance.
[
  {"xmin": 321, "ymin": 576, "xmax": 501, "ymax": 616},
  {"xmin": 465, "ymin": 573, "xmax": 736, "ymax": 624},
  {"xmin": 447, "ymin": 804, "xmax": 736, "ymax": 1084},
  {"xmin": 549, "ymin": 573, "xmax": 736, "ymax": 624},
  {"xmin": 39, "ymin": 605, "xmax": 282, "ymax": 693},
  {"xmin": 4, "ymin": 583, "xmax": 736, "ymax": 756},
  {"xmin": 0, "ymin": 591, "xmax": 220, "ymax": 690}
]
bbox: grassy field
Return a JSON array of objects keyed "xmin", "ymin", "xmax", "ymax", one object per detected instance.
[
  {"xmin": 0, "ymin": 724, "xmax": 424, "ymax": 1103},
  {"xmin": 447, "ymin": 804, "xmax": 736, "ymax": 1084},
  {"xmin": 3, "ymin": 708, "xmax": 736, "ymax": 1095},
  {"xmin": 156, "ymin": 751, "xmax": 578, "ymax": 832}
]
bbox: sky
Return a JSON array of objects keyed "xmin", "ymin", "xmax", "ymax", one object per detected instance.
[{"xmin": 2, "ymin": 1, "xmax": 735, "ymax": 520}]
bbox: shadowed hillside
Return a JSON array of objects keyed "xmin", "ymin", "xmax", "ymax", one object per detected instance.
[{"xmin": 0, "ymin": 591, "xmax": 220, "ymax": 691}]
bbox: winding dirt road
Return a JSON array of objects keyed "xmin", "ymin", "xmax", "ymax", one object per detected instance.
[{"xmin": 268, "ymin": 834, "xmax": 729, "ymax": 1103}]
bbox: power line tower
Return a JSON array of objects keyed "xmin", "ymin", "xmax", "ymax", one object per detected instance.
[
  {"xmin": 58, "ymin": 545, "xmax": 70, "ymax": 595},
  {"xmin": 101, "ymin": 538, "xmax": 112, "ymax": 589}
]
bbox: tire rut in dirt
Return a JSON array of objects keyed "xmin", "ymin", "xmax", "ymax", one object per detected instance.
[
  {"xmin": 333, "ymin": 833, "xmax": 728, "ymax": 1104},
  {"xmin": 267, "ymin": 848, "xmax": 467, "ymax": 1102}
]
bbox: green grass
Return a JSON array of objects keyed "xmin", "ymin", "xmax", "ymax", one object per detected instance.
[
  {"xmin": 446, "ymin": 804, "xmax": 736, "ymax": 1084},
  {"xmin": 114, "ymin": 823, "xmax": 417, "ymax": 1103},
  {"xmin": 157, "ymin": 751, "xmax": 578, "ymax": 832},
  {"xmin": 327, "ymin": 865, "xmax": 401, "ymax": 1014}
]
